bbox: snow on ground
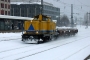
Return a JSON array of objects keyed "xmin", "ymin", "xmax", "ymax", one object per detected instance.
[
  {"xmin": 0, "ymin": 25, "xmax": 90, "ymax": 60},
  {"xmin": 0, "ymin": 32, "xmax": 22, "ymax": 40}
]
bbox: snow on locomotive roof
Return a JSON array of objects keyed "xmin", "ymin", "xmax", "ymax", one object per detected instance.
[
  {"xmin": 56, "ymin": 26, "xmax": 77, "ymax": 30},
  {"xmin": 0, "ymin": 15, "xmax": 33, "ymax": 20}
]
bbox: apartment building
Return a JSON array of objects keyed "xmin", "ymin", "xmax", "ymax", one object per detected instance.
[{"xmin": 0, "ymin": 0, "xmax": 10, "ymax": 15}]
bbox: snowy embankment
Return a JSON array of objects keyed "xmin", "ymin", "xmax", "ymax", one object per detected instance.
[
  {"xmin": 0, "ymin": 25, "xmax": 90, "ymax": 60},
  {"xmin": 0, "ymin": 32, "xmax": 22, "ymax": 40}
]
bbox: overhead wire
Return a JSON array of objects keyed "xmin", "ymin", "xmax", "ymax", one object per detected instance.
[
  {"xmin": 76, "ymin": 0, "xmax": 90, "ymax": 7},
  {"xmin": 54, "ymin": 0, "xmax": 89, "ymax": 13},
  {"xmin": 53, "ymin": 0, "xmax": 89, "ymax": 19},
  {"xmin": 54, "ymin": 0, "xmax": 90, "ymax": 7},
  {"xmin": 54, "ymin": 0, "xmax": 89, "ymax": 20}
]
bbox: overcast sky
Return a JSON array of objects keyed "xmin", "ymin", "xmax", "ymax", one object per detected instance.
[{"xmin": 43, "ymin": 0, "xmax": 90, "ymax": 20}]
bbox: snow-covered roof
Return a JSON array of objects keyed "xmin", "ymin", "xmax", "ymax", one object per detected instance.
[
  {"xmin": 0, "ymin": 15, "xmax": 33, "ymax": 20},
  {"xmin": 10, "ymin": 1, "xmax": 53, "ymax": 6},
  {"xmin": 10, "ymin": 2, "xmax": 41, "ymax": 5},
  {"xmin": 56, "ymin": 26, "xmax": 77, "ymax": 30}
]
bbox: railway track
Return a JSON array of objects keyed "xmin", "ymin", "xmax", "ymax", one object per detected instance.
[
  {"xmin": 0, "ymin": 29, "xmax": 90, "ymax": 60},
  {"xmin": 53, "ymin": 37, "xmax": 90, "ymax": 60},
  {"xmin": 0, "ymin": 44, "xmax": 36, "ymax": 53},
  {"xmin": 0, "ymin": 32, "xmax": 87, "ymax": 53},
  {"xmin": 15, "ymin": 36, "xmax": 90, "ymax": 60},
  {"xmin": 63, "ymin": 44, "xmax": 90, "ymax": 60},
  {"xmin": 84, "ymin": 55, "xmax": 90, "ymax": 60},
  {"xmin": 0, "ymin": 34, "xmax": 89, "ymax": 60},
  {"xmin": 0, "ymin": 38, "xmax": 21, "ymax": 42}
]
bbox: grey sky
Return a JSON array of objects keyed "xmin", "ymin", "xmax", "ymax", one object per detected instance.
[{"xmin": 43, "ymin": 0, "xmax": 90, "ymax": 20}]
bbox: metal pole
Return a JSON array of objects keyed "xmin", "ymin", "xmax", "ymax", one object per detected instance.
[
  {"xmin": 13, "ymin": 8, "xmax": 14, "ymax": 16},
  {"xmin": 41, "ymin": 0, "xmax": 43, "ymax": 15},
  {"xmin": 87, "ymin": 12, "xmax": 88, "ymax": 28},
  {"xmin": 35, "ymin": 7, "xmax": 36, "ymax": 16},
  {"xmin": 89, "ymin": 12, "xmax": 90, "ymax": 26},
  {"xmin": 80, "ymin": 18, "xmax": 82, "ymax": 27},
  {"xmin": 71, "ymin": 4, "xmax": 74, "ymax": 27},
  {"xmin": 27, "ymin": 8, "xmax": 28, "ymax": 17},
  {"xmin": 20, "ymin": 8, "xmax": 21, "ymax": 16},
  {"xmin": 21, "ymin": 21, "xmax": 23, "ymax": 35},
  {"xmin": 59, "ymin": 8, "xmax": 60, "ymax": 26}
]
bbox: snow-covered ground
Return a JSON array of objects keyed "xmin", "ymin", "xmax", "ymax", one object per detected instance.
[
  {"xmin": 0, "ymin": 25, "xmax": 90, "ymax": 60},
  {"xmin": 0, "ymin": 32, "xmax": 22, "ymax": 40}
]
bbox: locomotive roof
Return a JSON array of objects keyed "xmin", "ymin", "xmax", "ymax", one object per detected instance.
[{"xmin": 34, "ymin": 14, "xmax": 50, "ymax": 19}]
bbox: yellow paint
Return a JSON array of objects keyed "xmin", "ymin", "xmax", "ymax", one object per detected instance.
[{"xmin": 24, "ymin": 14, "xmax": 56, "ymax": 34}]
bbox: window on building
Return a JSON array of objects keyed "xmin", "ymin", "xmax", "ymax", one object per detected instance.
[
  {"xmin": 1, "ymin": 10, "xmax": 4, "ymax": 15},
  {"xmin": 1, "ymin": 0, "xmax": 4, "ymax": 1},
  {"xmin": 8, "ymin": 11, "xmax": 10, "ymax": 15},
  {"xmin": 5, "ymin": 0, "xmax": 7, "ymax": 2},
  {"xmin": 8, "ymin": 5, "xmax": 10, "ymax": 9},
  {"xmin": 5, "ymin": 11, "xmax": 7, "ymax": 15},
  {"xmin": 8, "ymin": 0, "xmax": 10, "ymax": 2},
  {"xmin": 5, "ymin": 4, "xmax": 7, "ymax": 8},
  {"xmin": 1, "ymin": 3, "xmax": 4, "ymax": 8}
]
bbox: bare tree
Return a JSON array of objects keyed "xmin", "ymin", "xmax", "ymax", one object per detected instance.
[{"xmin": 60, "ymin": 15, "xmax": 70, "ymax": 27}]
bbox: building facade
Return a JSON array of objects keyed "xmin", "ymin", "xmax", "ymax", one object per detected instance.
[
  {"xmin": 11, "ymin": 4, "xmax": 60, "ymax": 20},
  {"xmin": 0, "ymin": 0, "xmax": 10, "ymax": 15},
  {"xmin": 84, "ymin": 12, "xmax": 90, "ymax": 26},
  {"xmin": 0, "ymin": 0, "xmax": 11, "ymax": 31}
]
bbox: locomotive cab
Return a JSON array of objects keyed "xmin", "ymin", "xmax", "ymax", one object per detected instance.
[{"xmin": 22, "ymin": 14, "xmax": 58, "ymax": 44}]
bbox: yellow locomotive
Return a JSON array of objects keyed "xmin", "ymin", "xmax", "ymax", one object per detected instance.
[{"xmin": 22, "ymin": 14, "xmax": 58, "ymax": 43}]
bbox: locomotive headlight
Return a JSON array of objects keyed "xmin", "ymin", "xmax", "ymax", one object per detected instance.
[
  {"xmin": 31, "ymin": 20, "xmax": 32, "ymax": 22},
  {"xmin": 36, "ymin": 31, "xmax": 38, "ymax": 34}
]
